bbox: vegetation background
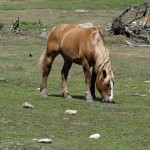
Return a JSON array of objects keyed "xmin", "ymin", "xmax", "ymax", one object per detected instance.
[{"xmin": 0, "ymin": 0, "xmax": 149, "ymax": 149}]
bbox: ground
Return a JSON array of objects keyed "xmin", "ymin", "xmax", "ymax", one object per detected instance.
[{"xmin": 0, "ymin": 0, "xmax": 150, "ymax": 150}]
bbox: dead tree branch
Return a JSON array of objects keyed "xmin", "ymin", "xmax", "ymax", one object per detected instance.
[
  {"xmin": 0, "ymin": 23, "xmax": 3, "ymax": 30},
  {"xmin": 10, "ymin": 17, "xmax": 19, "ymax": 31},
  {"xmin": 10, "ymin": 17, "xmax": 27, "ymax": 35},
  {"xmin": 110, "ymin": 2, "xmax": 150, "ymax": 46},
  {"xmin": 125, "ymin": 40, "xmax": 150, "ymax": 47}
]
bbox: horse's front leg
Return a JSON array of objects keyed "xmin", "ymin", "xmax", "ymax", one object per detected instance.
[
  {"xmin": 82, "ymin": 59, "xmax": 93, "ymax": 102},
  {"xmin": 61, "ymin": 60, "xmax": 72, "ymax": 99},
  {"xmin": 90, "ymin": 68, "xmax": 97, "ymax": 99}
]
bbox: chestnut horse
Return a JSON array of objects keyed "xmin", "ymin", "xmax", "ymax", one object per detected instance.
[{"xmin": 38, "ymin": 24, "xmax": 114, "ymax": 102}]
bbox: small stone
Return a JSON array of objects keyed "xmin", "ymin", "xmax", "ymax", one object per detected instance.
[
  {"xmin": 36, "ymin": 87, "xmax": 40, "ymax": 92},
  {"xmin": 23, "ymin": 102, "xmax": 34, "ymax": 108},
  {"xmin": 65, "ymin": 110, "xmax": 77, "ymax": 115},
  {"xmin": 144, "ymin": 81, "xmax": 150, "ymax": 83},
  {"xmin": 0, "ymin": 78, "xmax": 7, "ymax": 82},
  {"xmin": 76, "ymin": 10, "xmax": 89, "ymax": 13},
  {"xmin": 89, "ymin": 133, "xmax": 100, "ymax": 139}
]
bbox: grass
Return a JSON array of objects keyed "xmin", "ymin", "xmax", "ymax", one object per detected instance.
[
  {"xmin": 0, "ymin": 0, "xmax": 148, "ymax": 10},
  {"xmin": 0, "ymin": 0, "xmax": 150, "ymax": 150}
]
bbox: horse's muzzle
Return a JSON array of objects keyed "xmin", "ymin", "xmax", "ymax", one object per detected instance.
[
  {"xmin": 102, "ymin": 95, "xmax": 114, "ymax": 103},
  {"xmin": 103, "ymin": 98, "xmax": 115, "ymax": 103}
]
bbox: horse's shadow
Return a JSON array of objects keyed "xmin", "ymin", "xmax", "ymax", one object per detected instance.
[{"xmin": 48, "ymin": 94, "xmax": 102, "ymax": 102}]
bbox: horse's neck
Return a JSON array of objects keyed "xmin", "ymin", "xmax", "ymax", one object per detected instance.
[
  {"xmin": 94, "ymin": 47, "xmax": 109, "ymax": 73},
  {"xmin": 95, "ymin": 51, "xmax": 114, "ymax": 80}
]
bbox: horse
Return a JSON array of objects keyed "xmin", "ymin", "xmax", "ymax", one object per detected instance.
[{"xmin": 38, "ymin": 24, "xmax": 114, "ymax": 103}]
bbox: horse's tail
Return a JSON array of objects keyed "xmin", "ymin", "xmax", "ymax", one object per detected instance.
[{"xmin": 36, "ymin": 49, "xmax": 46, "ymax": 70}]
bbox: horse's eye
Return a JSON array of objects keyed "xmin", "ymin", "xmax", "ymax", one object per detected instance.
[{"xmin": 106, "ymin": 83, "xmax": 110, "ymax": 87}]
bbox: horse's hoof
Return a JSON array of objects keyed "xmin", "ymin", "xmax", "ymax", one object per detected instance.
[
  {"xmin": 85, "ymin": 94, "xmax": 93, "ymax": 102},
  {"xmin": 41, "ymin": 93, "xmax": 48, "ymax": 98},
  {"xmin": 63, "ymin": 93, "xmax": 72, "ymax": 99},
  {"xmin": 92, "ymin": 95, "xmax": 96, "ymax": 100},
  {"xmin": 86, "ymin": 98, "xmax": 94, "ymax": 102},
  {"xmin": 41, "ymin": 89, "xmax": 48, "ymax": 98},
  {"xmin": 65, "ymin": 95, "xmax": 72, "ymax": 99}
]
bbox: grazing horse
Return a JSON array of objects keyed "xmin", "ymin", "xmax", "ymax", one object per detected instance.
[{"xmin": 38, "ymin": 24, "xmax": 114, "ymax": 102}]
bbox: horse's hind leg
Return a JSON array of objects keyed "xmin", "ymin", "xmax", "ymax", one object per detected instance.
[
  {"xmin": 61, "ymin": 60, "xmax": 72, "ymax": 99},
  {"xmin": 40, "ymin": 50, "xmax": 59, "ymax": 97}
]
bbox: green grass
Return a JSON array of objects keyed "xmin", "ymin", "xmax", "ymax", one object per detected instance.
[
  {"xmin": 0, "ymin": 0, "xmax": 150, "ymax": 150},
  {"xmin": 0, "ymin": 0, "xmax": 148, "ymax": 10}
]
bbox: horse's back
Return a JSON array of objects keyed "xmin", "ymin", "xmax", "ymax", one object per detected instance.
[
  {"xmin": 48, "ymin": 24, "xmax": 76, "ymax": 41},
  {"xmin": 46, "ymin": 24, "xmax": 77, "ymax": 52},
  {"xmin": 47, "ymin": 24, "xmax": 100, "ymax": 64},
  {"xmin": 48, "ymin": 23, "xmax": 98, "ymax": 45}
]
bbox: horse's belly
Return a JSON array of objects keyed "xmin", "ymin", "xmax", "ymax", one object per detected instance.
[
  {"xmin": 60, "ymin": 50, "xmax": 82, "ymax": 65},
  {"xmin": 72, "ymin": 58, "xmax": 82, "ymax": 65}
]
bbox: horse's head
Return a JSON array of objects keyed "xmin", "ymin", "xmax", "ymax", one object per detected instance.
[{"xmin": 96, "ymin": 69, "xmax": 114, "ymax": 103}]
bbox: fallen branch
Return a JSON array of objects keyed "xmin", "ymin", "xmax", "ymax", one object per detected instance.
[
  {"xmin": 125, "ymin": 40, "xmax": 150, "ymax": 47},
  {"xmin": 125, "ymin": 26, "xmax": 150, "ymax": 44}
]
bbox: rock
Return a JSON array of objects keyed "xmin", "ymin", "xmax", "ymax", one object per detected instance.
[
  {"xmin": 144, "ymin": 81, "xmax": 150, "ymax": 83},
  {"xmin": 23, "ymin": 102, "xmax": 34, "ymax": 108},
  {"xmin": 0, "ymin": 78, "xmax": 7, "ymax": 82},
  {"xmin": 36, "ymin": 87, "xmax": 40, "ymax": 92},
  {"xmin": 77, "ymin": 23, "xmax": 94, "ymax": 28},
  {"xmin": 37, "ymin": 139, "xmax": 52, "ymax": 143},
  {"xmin": 76, "ymin": 10, "xmax": 89, "ymax": 13},
  {"xmin": 131, "ymin": 94, "xmax": 146, "ymax": 97},
  {"xmin": 40, "ymin": 31, "xmax": 50, "ymax": 39},
  {"xmin": 32, "ymin": 139, "xmax": 38, "ymax": 141},
  {"xmin": 89, "ymin": 133, "xmax": 100, "ymax": 139},
  {"xmin": 65, "ymin": 110, "xmax": 77, "ymax": 115}
]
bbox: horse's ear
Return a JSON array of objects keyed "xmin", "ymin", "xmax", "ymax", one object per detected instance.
[{"xmin": 102, "ymin": 69, "xmax": 107, "ymax": 79}]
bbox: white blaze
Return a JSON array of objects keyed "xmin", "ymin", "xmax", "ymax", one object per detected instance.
[
  {"xmin": 110, "ymin": 80, "xmax": 114, "ymax": 101},
  {"xmin": 103, "ymin": 80, "xmax": 114, "ymax": 102}
]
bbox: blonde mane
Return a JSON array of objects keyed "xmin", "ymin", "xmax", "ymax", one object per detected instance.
[{"xmin": 90, "ymin": 28, "xmax": 114, "ymax": 81}]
